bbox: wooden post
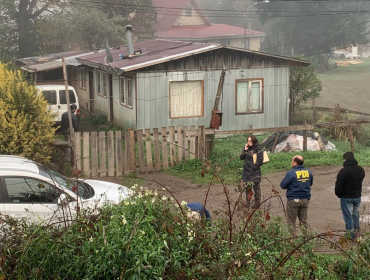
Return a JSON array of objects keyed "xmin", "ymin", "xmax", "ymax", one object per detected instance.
[
  {"xmin": 177, "ymin": 125, "xmax": 183, "ymax": 162},
  {"xmin": 190, "ymin": 125, "xmax": 196, "ymax": 160},
  {"xmin": 198, "ymin": 126, "xmax": 206, "ymax": 159},
  {"xmin": 99, "ymin": 131, "xmax": 106, "ymax": 177},
  {"xmin": 83, "ymin": 132, "xmax": 90, "ymax": 178},
  {"xmin": 169, "ymin": 126, "xmax": 176, "ymax": 167},
  {"xmin": 62, "ymin": 58, "xmax": 75, "ymax": 158},
  {"xmin": 145, "ymin": 129, "xmax": 153, "ymax": 172},
  {"xmin": 303, "ymin": 130, "xmax": 307, "ymax": 152},
  {"xmin": 107, "ymin": 131, "xmax": 115, "ymax": 177},
  {"xmin": 249, "ymin": 125, "xmax": 253, "ymax": 135},
  {"xmin": 116, "ymin": 131, "xmax": 122, "ymax": 176},
  {"xmin": 129, "ymin": 130, "xmax": 136, "ymax": 172},
  {"xmin": 137, "ymin": 130, "xmax": 146, "ymax": 173},
  {"xmin": 313, "ymin": 99, "xmax": 317, "ymax": 123},
  {"xmin": 124, "ymin": 131, "xmax": 130, "ymax": 175},
  {"xmin": 347, "ymin": 125, "xmax": 355, "ymax": 152},
  {"xmin": 210, "ymin": 70, "xmax": 226, "ymax": 128},
  {"xmin": 153, "ymin": 128, "xmax": 161, "ymax": 171},
  {"xmin": 91, "ymin": 131, "xmax": 98, "ymax": 178},
  {"xmin": 161, "ymin": 127, "xmax": 169, "ymax": 170},
  {"xmin": 271, "ymin": 132, "xmax": 281, "ymax": 153}
]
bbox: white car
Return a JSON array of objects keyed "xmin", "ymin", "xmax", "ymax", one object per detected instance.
[
  {"xmin": 0, "ymin": 155, "xmax": 131, "ymax": 221},
  {"xmin": 36, "ymin": 85, "xmax": 80, "ymax": 126}
]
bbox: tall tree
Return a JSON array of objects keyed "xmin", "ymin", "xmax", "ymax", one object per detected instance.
[{"xmin": 257, "ymin": 1, "xmax": 370, "ymax": 68}]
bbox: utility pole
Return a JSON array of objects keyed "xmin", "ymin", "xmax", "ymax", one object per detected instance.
[
  {"xmin": 62, "ymin": 57, "xmax": 75, "ymax": 166},
  {"xmin": 244, "ymin": 1, "xmax": 269, "ymax": 49}
]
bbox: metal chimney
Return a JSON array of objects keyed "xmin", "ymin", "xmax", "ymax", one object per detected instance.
[{"xmin": 125, "ymin": 25, "xmax": 134, "ymax": 57}]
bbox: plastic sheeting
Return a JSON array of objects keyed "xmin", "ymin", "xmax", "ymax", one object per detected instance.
[{"xmin": 262, "ymin": 131, "xmax": 336, "ymax": 153}]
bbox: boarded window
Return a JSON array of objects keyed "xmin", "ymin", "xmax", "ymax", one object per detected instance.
[
  {"xmin": 236, "ymin": 79, "xmax": 263, "ymax": 114},
  {"xmin": 120, "ymin": 77, "xmax": 133, "ymax": 107},
  {"xmin": 170, "ymin": 81, "xmax": 203, "ymax": 118}
]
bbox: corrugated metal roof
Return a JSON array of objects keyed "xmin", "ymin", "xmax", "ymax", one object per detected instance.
[
  {"xmin": 76, "ymin": 39, "xmax": 310, "ymax": 73},
  {"xmin": 157, "ymin": 24, "xmax": 265, "ymax": 39}
]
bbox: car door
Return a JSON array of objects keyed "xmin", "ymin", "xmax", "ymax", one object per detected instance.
[
  {"xmin": 40, "ymin": 89, "xmax": 59, "ymax": 122},
  {"xmin": 0, "ymin": 177, "xmax": 5, "ymax": 215},
  {"xmin": 2, "ymin": 176, "xmax": 65, "ymax": 223}
]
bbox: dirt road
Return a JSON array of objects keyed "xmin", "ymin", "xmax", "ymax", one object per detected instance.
[{"xmin": 107, "ymin": 166, "xmax": 370, "ymax": 234}]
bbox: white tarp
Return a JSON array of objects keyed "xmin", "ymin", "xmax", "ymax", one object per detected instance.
[{"xmin": 274, "ymin": 134, "xmax": 336, "ymax": 153}]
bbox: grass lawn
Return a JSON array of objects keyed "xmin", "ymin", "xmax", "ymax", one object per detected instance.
[
  {"xmin": 166, "ymin": 133, "xmax": 370, "ymax": 185},
  {"xmin": 318, "ymin": 58, "xmax": 370, "ymax": 82}
]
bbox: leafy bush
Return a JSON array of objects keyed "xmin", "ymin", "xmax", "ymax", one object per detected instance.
[
  {"xmin": 2, "ymin": 183, "xmax": 370, "ymax": 279},
  {"xmin": 0, "ymin": 63, "xmax": 56, "ymax": 162}
]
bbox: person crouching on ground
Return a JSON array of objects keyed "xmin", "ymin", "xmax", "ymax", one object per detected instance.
[
  {"xmin": 186, "ymin": 202, "xmax": 211, "ymax": 221},
  {"xmin": 280, "ymin": 155, "xmax": 313, "ymax": 236},
  {"xmin": 240, "ymin": 135, "xmax": 263, "ymax": 209},
  {"xmin": 335, "ymin": 152, "xmax": 365, "ymax": 240}
]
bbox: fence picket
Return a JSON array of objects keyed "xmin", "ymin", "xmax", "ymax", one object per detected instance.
[
  {"xmin": 153, "ymin": 128, "xmax": 161, "ymax": 171},
  {"xmin": 116, "ymin": 131, "xmax": 122, "ymax": 176},
  {"xmin": 161, "ymin": 127, "xmax": 169, "ymax": 170},
  {"xmin": 124, "ymin": 131, "xmax": 130, "ymax": 175},
  {"xmin": 183, "ymin": 126, "xmax": 188, "ymax": 161},
  {"xmin": 83, "ymin": 132, "xmax": 90, "ymax": 178},
  {"xmin": 137, "ymin": 130, "xmax": 145, "ymax": 173},
  {"xmin": 145, "ymin": 129, "xmax": 153, "ymax": 172},
  {"xmin": 108, "ymin": 131, "xmax": 114, "ymax": 176},
  {"xmin": 91, "ymin": 132, "xmax": 98, "ymax": 178},
  {"xmin": 129, "ymin": 130, "xmax": 136, "ymax": 172},
  {"xmin": 169, "ymin": 126, "xmax": 176, "ymax": 167},
  {"xmin": 74, "ymin": 132, "xmax": 82, "ymax": 171},
  {"xmin": 177, "ymin": 125, "xmax": 183, "ymax": 162},
  {"xmin": 190, "ymin": 125, "xmax": 196, "ymax": 159},
  {"xmin": 198, "ymin": 126, "xmax": 206, "ymax": 159},
  {"xmin": 99, "ymin": 131, "xmax": 106, "ymax": 177}
]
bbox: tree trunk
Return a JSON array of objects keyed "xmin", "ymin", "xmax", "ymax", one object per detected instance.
[{"xmin": 17, "ymin": 0, "xmax": 31, "ymax": 57}]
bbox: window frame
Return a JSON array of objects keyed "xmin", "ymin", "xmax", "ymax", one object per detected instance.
[
  {"xmin": 235, "ymin": 78, "xmax": 264, "ymax": 115},
  {"xmin": 79, "ymin": 68, "xmax": 86, "ymax": 89},
  {"xmin": 2, "ymin": 176, "xmax": 61, "ymax": 204},
  {"xmin": 96, "ymin": 70, "xmax": 108, "ymax": 98},
  {"xmin": 169, "ymin": 80, "xmax": 204, "ymax": 119},
  {"xmin": 120, "ymin": 76, "xmax": 133, "ymax": 109}
]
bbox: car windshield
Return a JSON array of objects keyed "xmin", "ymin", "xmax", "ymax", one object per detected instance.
[{"xmin": 38, "ymin": 166, "xmax": 89, "ymax": 199}]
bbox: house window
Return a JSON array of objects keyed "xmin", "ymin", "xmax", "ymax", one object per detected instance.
[
  {"xmin": 236, "ymin": 79, "xmax": 263, "ymax": 114},
  {"xmin": 96, "ymin": 70, "xmax": 109, "ymax": 97},
  {"xmin": 79, "ymin": 68, "xmax": 86, "ymax": 89},
  {"xmin": 169, "ymin": 80, "xmax": 203, "ymax": 118},
  {"xmin": 185, "ymin": 4, "xmax": 192, "ymax": 17},
  {"xmin": 120, "ymin": 77, "xmax": 133, "ymax": 107}
]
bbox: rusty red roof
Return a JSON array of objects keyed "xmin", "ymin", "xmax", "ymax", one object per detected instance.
[
  {"xmin": 76, "ymin": 39, "xmax": 310, "ymax": 73},
  {"xmin": 77, "ymin": 40, "xmax": 219, "ymax": 72},
  {"xmin": 157, "ymin": 24, "xmax": 265, "ymax": 40}
]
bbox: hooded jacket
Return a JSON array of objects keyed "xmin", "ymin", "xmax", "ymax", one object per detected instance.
[
  {"xmin": 280, "ymin": 165, "xmax": 313, "ymax": 200},
  {"xmin": 335, "ymin": 159, "xmax": 365, "ymax": 198},
  {"xmin": 240, "ymin": 142, "xmax": 263, "ymax": 185},
  {"xmin": 61, "ymin": 111, "xmax": 79, "ymax": 132}
]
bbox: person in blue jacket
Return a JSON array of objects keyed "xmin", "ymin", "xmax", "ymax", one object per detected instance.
[
  {"xmin": 280, "ymin": 155, "xmax": 313, "ymax": 235},
  {"xmin": 186, "ymin": 203, "xmax": 211, "ymax": 221}
]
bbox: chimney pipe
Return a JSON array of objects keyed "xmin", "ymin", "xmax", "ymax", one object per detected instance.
[{"xmin": 125, "ymin": 25, "xmax": 134, "ymax": 57}]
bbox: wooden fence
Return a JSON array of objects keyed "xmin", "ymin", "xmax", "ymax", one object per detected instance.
[{"xmin": 73, "ymin": 126, "xmax": 214, "ymax": 178}]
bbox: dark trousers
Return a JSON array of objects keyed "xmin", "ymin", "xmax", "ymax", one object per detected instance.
[
  {"xmin": 286, "ymin": 199, "xmax": 309, "ymax": 236},
  {"xmin": 340, "ymin": 197, "xmax": 361, "ymax": 239},
  {"xmin": 245, "ymin": 182, "xmax": 261, "ymax": 202}
]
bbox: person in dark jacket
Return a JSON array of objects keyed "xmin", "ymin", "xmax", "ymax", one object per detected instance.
[
  {"xmin": 240, "ymin": 135, "xmax": 263, "ymax": 209},
  {"xmin": 335, "ymin": 152, "xmax": 365, "ymax": 240},
  {"xmin": 61, "ymin": 104, "xmax": 79, "ymax": 133},
  {"xmin": 280, "ymin": 155, "xmax": 313, "ymax": 236}
]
